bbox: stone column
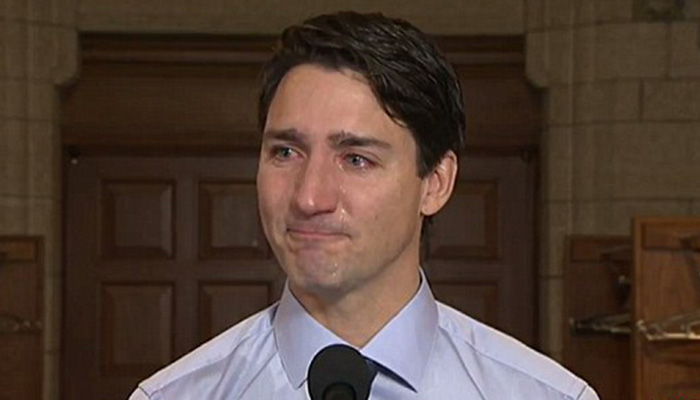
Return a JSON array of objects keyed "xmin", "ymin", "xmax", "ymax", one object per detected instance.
[
  {"xmin": 0, "ymin": 0, "xmax": 77, "ymax": 399},
  {"xmin": 526, "ymin": 0, "xmax": 700, "ymax": 361}
]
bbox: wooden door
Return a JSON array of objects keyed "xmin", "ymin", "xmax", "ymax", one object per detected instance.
[
  {"xmin": 64, "ymin": 151, "xmax": 537, "ymax": 400},
  {"xmin": 0, "ymin": 237, "xmax": 43, "ymax": 400},
  {"xmin": 64, "ymin": 155, "xmax": 284, "ymax": 400},
  {"xmin": 633, "ymin": 218, "xmax": 700, "ymax": 400},
  {"xmin": 424, "ymin": 153, "xmax": 536, "ymax": 345}
]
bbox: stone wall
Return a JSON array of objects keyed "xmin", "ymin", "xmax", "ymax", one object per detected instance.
[
  {"xmin": 526, "ymin": 0, "xmax": 700, "ymax": 361},
  {"xmin": 1, "ymin": 1, "xmax": 77, "ymax": 399}
]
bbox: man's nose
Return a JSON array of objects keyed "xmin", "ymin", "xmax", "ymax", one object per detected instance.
[{"xmin": 292, "ymin": 155, "xmax": 339, "ymax": 216}]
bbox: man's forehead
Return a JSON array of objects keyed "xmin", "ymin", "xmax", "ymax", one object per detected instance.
[
  {"xmin": 270, "ymin": 64, "xmax": 371, "ymax": 103},
  {"xmin": 273, "ymin": 64, "xmax": 411, "ymax": 136},
  {"xmin": 265, "ymin": 66, "xmax": 404, "ymax": 133}
]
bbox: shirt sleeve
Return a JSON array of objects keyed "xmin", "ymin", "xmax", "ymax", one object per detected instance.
[{"xmin": 576, "ymin": 385, "xmax": 600, "ymax": 400}]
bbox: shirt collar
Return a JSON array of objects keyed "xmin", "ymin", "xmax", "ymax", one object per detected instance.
[
  {"xmin": 273, "ymin": 284, "xmax": 349, "ymax": 388},
  {"xmin": 273, "ymin": 272, "xmax": 438, "ymax": 391}
]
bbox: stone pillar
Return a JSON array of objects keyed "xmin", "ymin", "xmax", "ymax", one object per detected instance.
[
  {"xmin": 0, "ymin": 0, "xmax": 78, "ymax": 399},
  {"xmin": 526, "ymin": 0, "xmax": 700, "ymax": 361}
]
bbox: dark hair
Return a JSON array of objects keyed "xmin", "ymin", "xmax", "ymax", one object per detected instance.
[{"xmin": 258, "ymin": 11, "xmax": 465, "ymax": 177}]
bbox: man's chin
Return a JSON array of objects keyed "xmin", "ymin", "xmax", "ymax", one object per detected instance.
[{"xmin": 288, "ymin": 271, "xmax": 352, "ymax": 300}]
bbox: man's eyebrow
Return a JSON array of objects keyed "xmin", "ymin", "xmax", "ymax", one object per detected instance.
[
  {"xmin": 262, "ymin": 128, "xmax": 304, "ymax": 142},
  {"xmin": 329, "ymin": 131, "xmax": 392, "ymax": 150}
]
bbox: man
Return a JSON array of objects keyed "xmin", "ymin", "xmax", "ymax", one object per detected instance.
[{"xmin": 129, "ymin": 11, "xmax": 598, "ymax": 400}]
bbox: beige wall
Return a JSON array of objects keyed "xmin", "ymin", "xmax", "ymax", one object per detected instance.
[
  {"xmin": 527, "ymin": 0, "xmax": 700, "ymax": 360},
  {"xmin": 2, "ymin": 0, "xmax": 700, "ymax": 398},
  {"xmin": 1, "ymin": 1, "xmax": 77, "ymax": 399}
]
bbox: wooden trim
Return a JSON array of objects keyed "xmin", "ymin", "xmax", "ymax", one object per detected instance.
[
  {"xmin": 641, "ymin": 219, "xmax": 700, "ymax": 250},
  {"xmin": 81, "ymin": 33, "xmax": 276, "ymax": 65},
  {"xmin": 63, "ymin": 33, "xmax": 538, "ymax": 154},
  {"xmin": 0, "ymin": 236, "xmax": 42, "ymax": 262},
  {"xmin": 79, "ymin": 33, "xmax": 524, "ymax": 66},
  {"xmin": 567, "ymin": 234, "xmax": 632, "ymax": 262}
]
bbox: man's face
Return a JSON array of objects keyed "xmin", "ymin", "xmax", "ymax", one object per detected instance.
[{"xmin": 257, "ymin": 64, "xmax": 429, "ymax": 301}]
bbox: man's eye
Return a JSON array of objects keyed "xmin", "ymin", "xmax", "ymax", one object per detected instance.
[
  {"xmin": 345, "ymin": 154, "xmax": 373, "ymax": 169},
  {"xmin": 272, "ymin": 146, "xmax": 296, "ymax": 160}
]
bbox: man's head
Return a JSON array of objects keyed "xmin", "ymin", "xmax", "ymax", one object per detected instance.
[
  {"xmin": 256, "ymin": 12, "xmax": 464, "ymax": 306},
  {"xmin": 258, "ymin": 11, "xmax": 465, "ymax": 177}
]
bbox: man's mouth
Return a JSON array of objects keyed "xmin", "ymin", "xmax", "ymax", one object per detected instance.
[{"xmin": 285, "ymin": 223, "xmax": 349, "ymax": 241}]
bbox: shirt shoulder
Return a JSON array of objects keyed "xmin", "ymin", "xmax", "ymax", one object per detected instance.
[
  {"xmin": 133, "ymin": 303, "xmax": 279, "ymax": 400},
  {"xmin": 436, "ymin": 302, "xmax": 599, "ymax": 400}
]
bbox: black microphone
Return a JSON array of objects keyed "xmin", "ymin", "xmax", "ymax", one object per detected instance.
[{"xmin": 308, "ymin": 344, "xmax": 373, "ymax": 400}]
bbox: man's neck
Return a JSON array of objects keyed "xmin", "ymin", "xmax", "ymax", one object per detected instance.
[{"xmin": 291, "ymin": 267, "xmax": 421, "ymax": 348}]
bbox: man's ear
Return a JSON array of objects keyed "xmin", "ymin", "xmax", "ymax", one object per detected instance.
[{"xmin": 420, "ymin": 151, "xmax": 458, "ymax": 217}]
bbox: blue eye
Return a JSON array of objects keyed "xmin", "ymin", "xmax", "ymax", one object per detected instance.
[
  {"xmin": 272, "ymin": 146, "xmax": 296, "ymax": 160},
  {"xmin": 345, "ymin": 154, "xmax": 372, "ymax": 169}
]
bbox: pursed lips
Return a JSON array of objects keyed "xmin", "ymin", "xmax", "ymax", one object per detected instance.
[{"xmin": 285, "ymin": 223, "xmax": 349, "ymax": 241}]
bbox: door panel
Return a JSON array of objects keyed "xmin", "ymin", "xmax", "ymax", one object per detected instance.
[
  {"xmin": 100, "ymin": 283, "xmax": 174, "ymax": 376},
  {"xmin": 429, "ymin": 179, "xmax": 499, "ymax": 259},
  {"xmin": 198, "ymin": 181, "xmax": 269, "ymax": 259},
  {"xmin": 198, "ymin": 282, "xmax": 273, "ymax": 341},
  {"xmin": 102, "ymin": 180, "xmax": 175, "ymax": 259}
]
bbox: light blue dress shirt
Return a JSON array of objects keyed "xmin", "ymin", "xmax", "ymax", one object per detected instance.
[{"xmin": 129, "ymin": 277, "xmax": 599, "ymax": 400}]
